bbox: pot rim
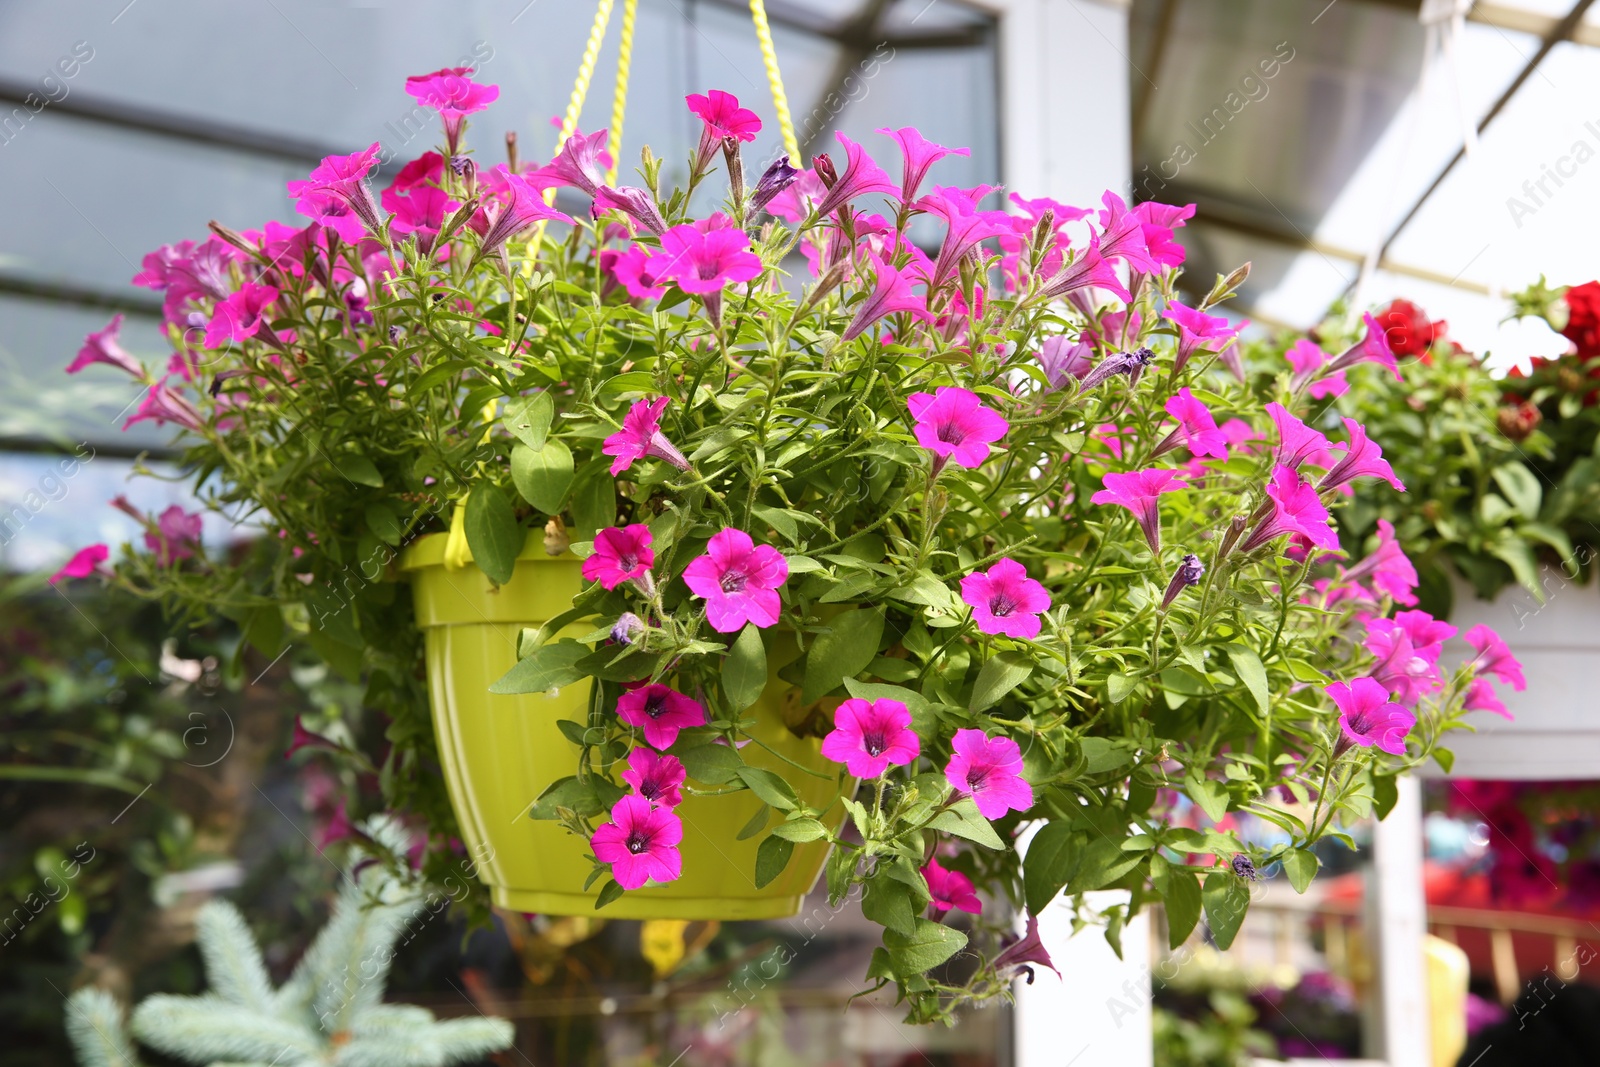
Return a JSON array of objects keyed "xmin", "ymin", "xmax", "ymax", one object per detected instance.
[{"xmin": 397, "ymin": 530, "xmax": 577, "ymax": 573}]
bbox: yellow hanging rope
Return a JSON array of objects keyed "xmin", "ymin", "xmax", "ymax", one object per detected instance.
[
  {"xmin": 447, "ymin": 0, "xmax": 796, "ymax": 570},
  {"xmin": 749, "ymin": 0, "xmax": 800, "ymax": 165},
  {"xmin": 605, "ymin": 0, "xmax": 639, "ymax": 187}
]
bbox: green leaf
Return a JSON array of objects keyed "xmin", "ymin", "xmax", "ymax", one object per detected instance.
[
  {"xmin": 1023, "ymin": 822, "xmax": 1078, "ymax": 914},
  {"xmin": 736, "ymin": 803, "xmax": 771, "ymax": 840},
  {"xmin": 595, "ymin": 878, "xmax": 626, "ymax": 910},
  {"xmin": 1372, "ymin": 772, "xmax": 1400, "ymax": 819},
  {"xmin": 862, "ymin": 878, "xmax": 918, "ymax": 936},
  {"xmin": 771, "ymin": 817, "xmax": 827, "ymax": 842},
  {"xmin": 969, "ymin": 651, "xmax": 1033, "ymax": 713},
  {"xmin": 755, "ymin": 835, "xmax": 794, "ymax": 888},
  {"xmin": 489, "ymin": 639, "xmax": 589, "ymax": 694},
  {"xmin": 465, "ymin": 485, "xmax": 522, "ymax": 586},
  {"xmin": 1106, "ymin": 672, "xmax": 1137, "ymax": 704},
  {"xmin": 677, "ymin": 741, "xmax": 744, "ymax": 785},
  {"xmin": 723, "ymin": 624, "xmax": 768, "ymax": 711},
  {"xmin": 511, "ymin": 439, "xmax": 574, "ymax": 514},
  {"xmin": 364, "ymin": 502, "xmax": 402, "ymax": 545},
  {"xmin": 1186, "ymin": 776, "xmax": 1229, "ymax": 822},
  {"xmin": 1202, "ymin": 872, "xmax": 1251, "ymax": 949},
  {"xmin": 1227, "ymin": 645, "xmax": 1269, "ymax": 717},
  {"xmin": 571, "ymin": 473, "xmax": 616, "ymax": 538},
  {"xmin": 504, "ymin": 391, "xmax": 555, "ymax": 451},
  {"xmin": 802, "ymin": 609, "xmax": 885, "ymax": 704},
  {"xmin": 334, "ymin": 453, "xmax": 383, "ymax": 487},
  {"xmin": 1492, "ymin": 463, "xmax": 1542, "ymax": 521},
  {"xmin": 528, "ymin": 776, "xmax": 603, "ymax": 819},
  {"xmin": 1281, "ymin": 848, "xmax": 1319, "ymax": 894},
  {"xmin": 1067, "ymin": 837, "xmax": 1143, "ymax": 893},
  {"xmin": 1152, "ymin": 859, "xmax": 1202, "ymax": 949},
  {"xmin": 927, "ymin": 797, "xmax": 1005, "ymax": 850},
  {"xmin": 884, "ymin": 919, "xmax": 968, "ymax": 974},
  {"xmin": 736, "ymin": 766, "xmax": 798, "ymax": 811}
]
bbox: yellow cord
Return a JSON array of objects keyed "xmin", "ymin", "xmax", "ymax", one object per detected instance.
[
  {"xmin": 750, "ymin": 0, "xmax": 800, "ymax": 166},
  {"xmin": 606, "ymin": 0, "xmax": 639, "ymax": 187}
]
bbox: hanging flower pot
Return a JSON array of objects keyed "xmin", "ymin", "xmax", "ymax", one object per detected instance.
[{"xmin": 401, "ymin": 532, "xmax": 841, "ymax": 918}]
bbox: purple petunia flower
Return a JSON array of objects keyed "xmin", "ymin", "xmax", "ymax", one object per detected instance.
[
  {"xmin": 602, "ymin": 397, "xmax": 692, "ymax": 476},
  {"xmin": 820, "ymin": 697, "xmax": 920, "ymax": 778},
  {"xmin": 621, "ymin": 748, "xmax": 687, "ymax": 808},
  {"xmin": 616, "ymin": 683, "xmax": 707, "ymax": 751},
  {"xmin": 1091, "ymin": 468, "xmax": 1184, "ymax": 554},
  {"xmin": 583, "ymin": 525, "xmax": 655, "ymax": 590},
  {"xmin": 923, "ymin": 858, "xmax": 983, "ymax": 915},
  {"xmin": 591, "ymin": 794, "xmax": 683, "ymax": 889},
  {"xmin": 945, "ymin": 728, "xmax": 1033, "ymax": 819},
  {"xmin": 960, "ymin": 558, "xmax": 1052, "ymax": 640},
  {"xmin": 682, "ymin": 528, "xmax": 788, "ymax": 633},
  {"xmin": 1326, "ymin": 677, "xmax": 1415, "ymax": 756},
  {"xmin": 908, "ymin": 386, "xmax": 1009, "ymax": 472}
]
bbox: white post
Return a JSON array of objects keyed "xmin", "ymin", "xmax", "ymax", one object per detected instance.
[
  {"xmin": 1365, "ymin": 774, "xmax": 1431, "ymax": 1065},
  {"xmin": 1013, "ymin": 890, "xmax": 1154, "ymax": 1067},
  {"xmin": 971, "ymin": 0, "xmax": 1133, "ymax": 206}
]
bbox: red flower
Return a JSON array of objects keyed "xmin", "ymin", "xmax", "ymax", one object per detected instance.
[
  {"xmin": 1561, "ymin": 280, "xmax": 1600, "ymax": 358},
  {"xmin": 1376, "ymin": 299, "xmax": 1447, "ymax": 359}
]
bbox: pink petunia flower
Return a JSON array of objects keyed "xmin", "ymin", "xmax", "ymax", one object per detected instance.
[
  {"xmin": 878, "ymin": 127, "xmax": 970, "ymax": 206},
  {"xmin": 608, "ymin": 245, "xmax": 668, "ymax": 300},
  {"xmin": 476, "ymin": 168, "xmax": 574, "ymax": 264},
  {"xmin": 843, "ymin": 257, "xmax": 929, "ymax": 342},
  {"xmin": 1464, "ymin": 624, "xmax": 1526, "ymax": 691},
  {"xmin": 405, "ymin": 67, "xmax": 499, "ymax": 153},
  {"xmin": 813, "ymin": 132, "xmax": 899, "ymax": 218},
  {"xmin": 649, "ymin": 220, "xmax": 764, "ymax": 295},
  {"xmin": 621, "ymin": 748, "xmax": 687, "ymax": 808},
  {"xmin": 1265, "ymin": 403, "xmax": 1335, "ymax": 471},
  {"xmin": 1241, "ymin": 465, "xmax": 1338, "ymax": 554},
  {"xmin": 960, "ymin": 558, "xmax": 1052, "ymax": 640},
  {"xmin": 1363, "ymin": 622, "xmax": 1439, "ymax": 706},
  {"xmin": 683, "ymin": 528, "xmax": 789, "ymax": 632},
  {"xmin": 615, "ymin": 684, "xmax": 707, "ymax": 751},
  {"xmin": 1134, "ymin": 200, "xmax": 1195, "ymax": 271},
  {"xmin": 388, "ymin": 183, "xmax": 459, "ymax": 249},
  {"xmin": 923, "ymin": 858, "xmax": 982, "ymax": 915},
  {"xmin": 1327, "ymin": 312, "xmax": 1402, "ymax": 379},
  {"xmin": 1036, "ymin": 237, "xmax": 1131, "ymax": 303},
  {"xmin": 820, "ymin": 697, "xmax": 920, "ymax": 778},
  {"xmin": 583, "ymin": 524, "xmax": 655, "ymax": 590},
  {"xmin": 204, "ymin": 283, "xmax": 279, "ymax": 349},
  {"xmin": 1284, "ymin": 338, "xmax": 1348, "ymax": 399},
  {"xmin": 593, "ymin": 186, "xmax": 668, "ymax": 235},
  {"xmin": 1462, "ymin": 677, "xmax": 1512, "ymax": 720},
  {"xmin": 1096, "ymin": 191, "xmax": 1159, "ymax": 275},
  {"xmin": 1156, "ymin": 388, "xmax": 1229, "ymax": 460},
  {"xmin": 533, "ymin": 127, "xmax": 613, "ymax": 197},
  {"xmin": 1337, "ymin": 518, "xmax": 1418, "ymax": 605},
  {"xmin": 687, "ymin": 90, "xmax": 761, "ymax": 175},
  {"xmin": 1320, "ymin": 418, "xmax": 1406, "ymax": 493},
  {"xmin": 1391, "ymin": 609, "xmax": 1456, "ymax": 663},
  {"xmin": 1036, "ymin": 335, "xmax": 1094, "ymax": 389},
  {"xmin": 48, "ymin": 544, "xmax": 109, "ymax": 585},
  {"xmin": 908, "ymin": 386, "xmax": 1009, "ymax": 471},
  {"xmin": 995, "ymin": 912, "xmax": 1059, "ymax": 982},
  {"xmin": 602, "ymin": 397, "xmax": 692, "ymax": 476},
  {"xmin": 146, "ymin": 505, "xmax": 203, "ymax": 564},
  {"xmin": 944, "ymin": 728, "xmax": 1034, "ymax": 819},
  {"xmin": 124, "ymin": 377, "xmax": 204, "ymax": 433},
  {"xmin": 1091, "ymin": 468, "xmax": 1185, "ymax": 553},
  {"xmin": 915, "ymin": 185, "xmax": 1011, "ymax": 291},
  {"xmin": 302, "ymin": 142, "xmax": 384, "ymax": 234},
  {"xmin": 591, "ymin": 794, "xmax": 684, "ymax": 889},
  {"xmin": 285, "ymin": 714, "xmax": 342, "ymax": 759},
  {"xmin": 1326, "ymin": 677, "xmax": 1415, "ymax": 756},
  {"xmin": 1164, "ymin": 301, "xmax": 1246, "ymax": 375},
  {"xmin": 67, "ymin": 314, "xmax": 145, "ymax": 378}
]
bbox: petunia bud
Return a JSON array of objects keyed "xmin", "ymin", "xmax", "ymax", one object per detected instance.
[
  {"xmin": 1216, "ymin": 514, "xmax": 1248, "ymax": 561},
  {"xmin": 504, "ymin": 130, "xmax": 519, "ymax": 173},
  {"xmin": 1230, "ymin": 853, "xmax": 1258, "ymax": 881},
  {"xmin": 1160, "ymin": 552, "xmax": 1206, "ymax": 609},
  {"xmin": 750, "ymin": 157, "xmax": 799, "ymax": 216},
  {"xmin": 812, "ymin": 152, "xmax": 838, "ymax": 189},
  {"xmin": 1496, "ymin": 401, "xmax": 1541, "ymax": 442},
  {"xmin": 1078, "ymin": 347, "xmax": 1155, "ymax": 393},
  {"xmin": 611, "ymin": 612, "xmax": 645, "ymax": 646},
  {"xmin": 207, "ymin": 220, "xmax": 255, "ymax": 257},
  {"xmin": 721, "ymin": 135, "xmax": 745, "ymax": 210}
]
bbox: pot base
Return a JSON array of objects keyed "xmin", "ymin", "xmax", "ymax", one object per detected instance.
[{"xmin": 491, "ymin": 886, "xmax": 806, "ymax": 921}]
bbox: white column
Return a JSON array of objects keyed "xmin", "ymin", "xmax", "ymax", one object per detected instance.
[
  {"xmin": 971, "ymin": 0, "xmax": 1133, "ymax": 206},
  {"xmin": 1013, "ymin": 889, "xmax": 1153, "ymax": 1067},
  {"xmin": 1364, "ymin": 774, "xmax": 1431, "ymax": 1065}
]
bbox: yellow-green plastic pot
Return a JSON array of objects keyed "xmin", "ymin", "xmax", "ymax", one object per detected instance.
[{"xmin": 399, "ymin": 533, "xmax": 840, "ymax": 920}]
